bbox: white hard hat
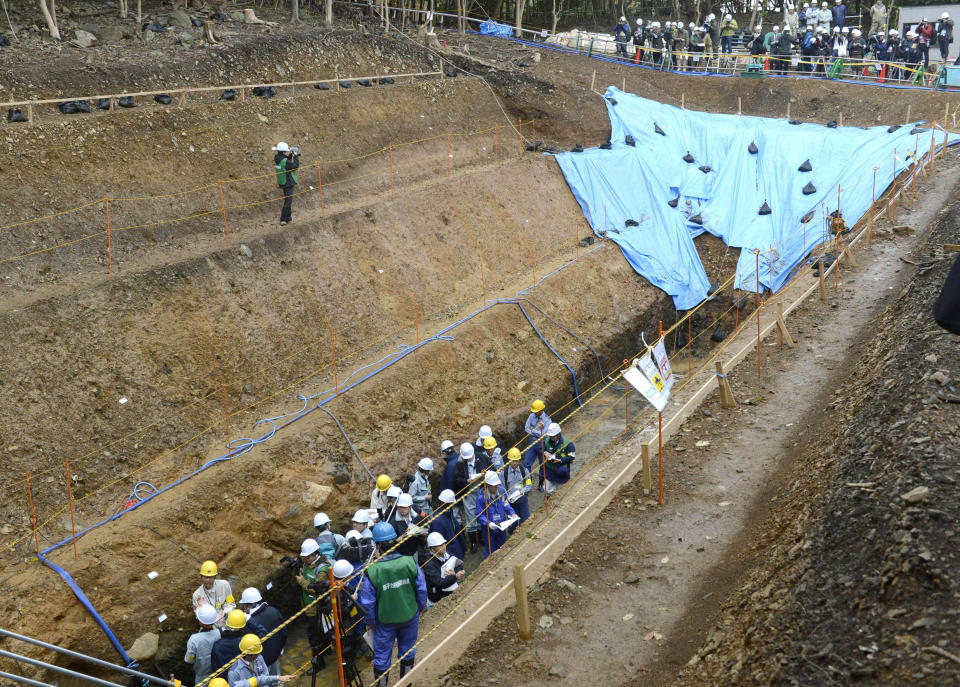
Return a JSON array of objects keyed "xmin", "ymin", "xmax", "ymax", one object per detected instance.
[
  {"xmin": 841, "ymin": 26, "xmax": 849, "ymax": 32},
  {"xmin": 707, "ymin": 13, "xmax": 715, "ymax": 19},
  {"xmin": 803, "ymin": 2, "xmax": 809, "ymax": 7},
  {"xmin": 418, "ymin": 457, "xmax": 434, "ymax": 471},
  {"xmin": 313, "ymin": 512, "xmax": 331, "ymax": 527},
  {"xmin": 546, "ymin": 422, "xmax": 562, "ymax": 437},
  {"xmin": 345, "ymin": 529, "xmax": 362, "ymax": 541},
  {"xmin": 478, "ymin": 425, "xmax": 492, "ymax": 439},
  {"xmin": 440, "ymin": 439, "xmax": 454, "ymax": 451},
  {"xmin": 272, "ymin": 141, "xmax": 289, "ymax": 152},
  {"xmin": 397, "ymin": 493, "xmax": 413, "ymax": 507},
  {"xmin": 852, "ymin": 28, "xmax": 861, "ymax": 35},
  {"xmin": 774, "ymin": 25, "xmax": 780, "ymax": 31},
  {"xmin": 619, "ymin": 15, "xmax": 626, "ymax": 21},
  {"xmin": 942, "ymin": 12, "xmax": 949, "ymax": 19},
  {"xmin": 906, "ymin": 31, "xmax": 915, "ymax": 37},
  {"xmin": 832, "ymin": 25, "xmax": 839, "ymax": 32},
  {"xmin": 689, "ymin": 22, "xmax": 695, "ymax": 28},
  {"xmin": 196, "ymin": 604, "xmax": 219, "ymax": 626},
  {"xmin": 386, "ymin": 485, "xmax": 402, "ymax": 499},
  {"xmin": 426, "ymin": 532, "xmax": 446, "ymax": 548},
  {"xmin": 484, "ymin": 471, "xmax": 501, "ymax": 486},
  {"xmin": 460, "ymin": 442, "xmax": 475, "ymax": 459},
  {"xmin": 724, "ymin": 13, "xmax": 731, "ymax": 20},
  {"xmin": 438, "ymin": 488, "xmax": 456, "ymax": 504},
  {"xmin": 239, "ymin": 587, "xmax": 262, "ymax": 604},
  {"xmin": 636, "ymin": 18, "xmax": 643, "ymax": 25},
  {"xmin": 332, "ymin": 559, "xmax": 354, "ymax": 579},
  {"xmin": 817, "ymin": 26, "xmax": 825, "ymax": 32},
  {"xmin": 755, "ymin": 24, "xmax": 762, "ymax": 31},
  {"xmin": 352, "ymin": 509, "xmax": 370, "ymax": 524},
  {"xmin": 300, "ymin": 538, "xmax": 320, "ymax": 557},
  {"xmin": 820, "ymin": 1, "xmax": 827, "ymax": 5}
]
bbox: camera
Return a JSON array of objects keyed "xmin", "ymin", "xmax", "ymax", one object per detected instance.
[
  {"xmin": 290, "ymin": 146, "xmax": 300, "ymax": 155},
  {"xmin": 280, "ymin": 554, "xmax": 303, "ymax": 572}
]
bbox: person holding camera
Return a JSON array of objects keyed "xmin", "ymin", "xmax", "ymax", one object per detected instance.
[
  {"xmin": 272, "ymin": 141, "xmax": 300, "ymax": 226},
  {"xmin": 294, "ymin": 538, "xmax": 329, "ymax": 652}
]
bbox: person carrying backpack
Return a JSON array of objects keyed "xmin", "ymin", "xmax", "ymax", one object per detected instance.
[{"xmin": 272, "ymin": 141, "xmax": 300, "ymax": 226}]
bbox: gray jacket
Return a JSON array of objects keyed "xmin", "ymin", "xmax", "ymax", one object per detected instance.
[{"xmin": 227, "ymin": 655, "xmax": 281, "ymax": 687}]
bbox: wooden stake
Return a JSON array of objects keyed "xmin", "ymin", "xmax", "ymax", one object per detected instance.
[
  {"xmin": 755, "ymin": 250, "xmax": 762, "ymax": 378},
  {"xmin": 681, "ymin": 92, "xmax": 685, "ymax": 109},
  {"xmin": 413, "ymin": 291, "xmax": 420, "ymax": 353},
  {"xmin": 839, "ymin": 111, "xmax": 843, "ymax": 127},
  {"xmin": 27, "ymin": 103, "xmax": 34, "ymax": 123},
  {"xmin": 775, "ymin": 302, "xmax": 795, "ymax": 348},
  {"xmin": 738, "ymin": 96, "xmax": 742, "ymax": 115},
  {"xmin": 905, "ymin": 103, "xmax": 911, "ymax": 125},
  {"xmin": 641, "ymin": 443, "xmax": 652, "ymax": 494},
  {"xmin": 622, "ymin": 76, "xmax": 626, "ymax": 92},
  {"xmin": 786, "ymin": 102, "xmax": 791, "ymax": 120},
  {"xmin": 590, "ymin": 69, "xmax": 596, "ymax": 92},
  {"xmin": 104, "ymin": 194, "xmax": 112, "ymax": 276},
  {"xmin": 818, "ymin": 258, "xmax": 826, "ymax": 301},
  {"xmin": 64, "ymin": 459, "xmax": 78, "ymax": 560},
  {"xmin": 217, "ymin": 180, "xmax": 230, "ymax": 244},
  {"xmin": 715, "ymin": 361, "xmax": 737, "ymax": 408},
  {"xmin": 514, "ymin": 564, "xmax": 532, "ymax": 640},
  {"xmin": 26, "ymin": 472, "xmax": 39, "ymax": 556},
  {"xmin": 447, "ymin": 132, "xmax": 451, "ymax": 177}
]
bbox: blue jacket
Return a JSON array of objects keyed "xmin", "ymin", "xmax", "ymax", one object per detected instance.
[
  {"xmin": 831, "ymin": 4, "xmax": 846, "ymax": 28},
  {"xmin": 475, "ymin": 486, "xmax": 517, "ymax": 529},
  {"xmin": 429, "ymin": 509, "xmax": 466, "ymax": 560},
  {"xmin": 439, "ymin": 451, "xmax": 460, "ymax": 492},
  {"xmin": 227, "ymin": 655, "xmax": 280, "ymax": 687},
  {"xmin": 614, "ymin": 21, "xmax": 630, "ymax": 39},
  {"xmin": 357, "ymin": 553, "xmax": 427, "ymax": 626},
  {"xmin": 247, "ymin": 603, "xmax": 287, "ymax": 667}
]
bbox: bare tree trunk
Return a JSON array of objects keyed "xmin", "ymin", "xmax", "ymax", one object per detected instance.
[
  {"xmin": 747, "ymin": 0, "xmax": 758, "ymax": 31},
  {"xmin": 457, "ymin": 0, "xmax": 464, "ymax": 33},
  {"xmin": 324, "ymin": 0, "xmax": 332, "ymax": 25},
  {"xmin": 291, "ymin": 0, "xmax": 299, "ymax": 23},
  {"xmin": 515, "ymin": 0, "xmax": 523, "ymax": 36},
  {"xmin": 119, "ymin": 0, "xmax": 127, "ymax": 19},
  {"xmin": 38, "ymin": 0, "xmax": 60, "ymax": 38}
]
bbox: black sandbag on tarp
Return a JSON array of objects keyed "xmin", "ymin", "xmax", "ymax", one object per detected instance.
[
  {"xmin": 748, "ymin": 141, "xmax": 758, "ymax": 154},
  {"xmin": 933, "ymin": 255, "xmax": 960, "ymax": 335},
  {"xmin": 7, "ymin": 108, "xmax": 27, "ymax": 122},
  {"xmin": 802, "ymin": 181, "xmax": 817, "ymax": 195},
  {"xmin": 683, "ymin": 152, "xmax": 694, "ymax": 163},
  {"xmin": 624, "ymin": 134, "xmax": 635, "ymax": 147},
  {"xmin": 798, "ymin": 159, "xmax": 812, "ymax": 172},
  {"xmin": 154, "ymin": 94, "xmax": 173, "ymax": 105},
  {"xmin": 96, "ymin": 98, "xmax": 111, "ymax": 110},
  {"xmin": 220, "ymin": 89, "xmax": 237, "ymax": 100}
]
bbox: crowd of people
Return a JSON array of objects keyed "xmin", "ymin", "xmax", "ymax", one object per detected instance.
[
  {"xmin": 183, "ymin": 401, "xmax": 575, "ymax": 686},
  {"xmin": 608, "ymin": 1, "xmax": 956, "ymax": 75}
]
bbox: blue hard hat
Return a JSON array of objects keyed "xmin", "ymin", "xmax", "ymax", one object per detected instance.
[{"xmin": 372, "ymin": 522, "xmax": 398, "ymax": 543}]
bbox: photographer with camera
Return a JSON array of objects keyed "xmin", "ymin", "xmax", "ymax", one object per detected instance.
[
  {"xmin": 272, "ymin": 141, "xmax": 300, "ymax": 226},
  {"xmin": 358, "ymin": 522, "xmax": 427, "ymax": 686},
  {"xmin": 291, "ymin": 538, "xmax": 330, "ymax": 653}
]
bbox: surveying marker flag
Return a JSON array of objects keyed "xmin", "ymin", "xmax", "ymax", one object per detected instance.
[{"xmin": 652, "ymin": 337, "xmax": 674, "ymax": 392}]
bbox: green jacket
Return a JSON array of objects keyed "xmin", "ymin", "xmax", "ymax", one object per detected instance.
[
  {"xmin": 365, "ymin": 556, "xmax": 419, "ymax": 624},
  {"xmin": 275, "ymin": 155, "xmax": 299, "ymax": 187},
  {"xmin": 720, "ymin": 19, "xmax": 738, "ymax": 37}
]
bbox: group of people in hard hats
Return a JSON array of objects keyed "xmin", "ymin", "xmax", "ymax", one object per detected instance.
[{"xmin": 185, "ymin": 400, "xmax": 575, "ymax": 686}]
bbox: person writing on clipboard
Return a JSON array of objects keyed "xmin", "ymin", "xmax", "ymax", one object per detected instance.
[
  {"xmin": 542, "ymin": 422, "xmax": 576, "ymax": 496},
  {"xmin": 475, "ymin": 471, "xmax": 518, "ymax": 558},
  {"xmin": 423, "ymin": 532, "xmax": 465, "ymax": 605}
]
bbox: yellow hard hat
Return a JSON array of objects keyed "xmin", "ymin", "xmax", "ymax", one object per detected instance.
[
  {"xmin": 507, "ymin": 447, "xmax": 522, "ymax": 461},
  {"xmin": 225, "ymin": 609, "xmax": 247, "ymax": 630},
  {"xmin": 239, "ymin": 633, "xmax": 263, "ymax": 655},
  {"xmin": 376, "ymin": 474, "xmax": 392, "ymax": 492},
  {"xmin": 531, "ymin": 399, "xmax": 545, "ymax": 413},
  {"xmin": 209, "ymin": 680, "xmax": 229, "ymax": 687},
  {"xmin": 199, "ymin": 560, "xmax": 218, "ymax": 576},
  {"xmin": 483, "ymin": 436, "xmax": 497, "ymax": 450}
]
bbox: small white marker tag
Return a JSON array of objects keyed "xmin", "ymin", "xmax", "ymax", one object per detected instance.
[
  {"xmin": 147, "ymin": 571, "xmax": 159, "ymax": 580},
  {"xmin": 266, "ymin": 582, "xmax": 273, "ymax": 591},
  {"xmin": 158, "ymin": 613, "xmax": 167, "ymax": 623}
]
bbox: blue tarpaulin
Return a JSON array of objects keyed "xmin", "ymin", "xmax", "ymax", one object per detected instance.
[
  {"xmin": 479, "ymin": 20, "xmax": 513, "ymax": 37},
  {"xmin": 554, "ymin": 87, "xmax": 952, "ymax": 309}
]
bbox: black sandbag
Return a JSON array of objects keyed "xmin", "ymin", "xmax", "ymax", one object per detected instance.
[
  {"xmin": 826, "ymin": 120, "xmax": 838, "ymax": 128},
  {"xmin": 356, "ymin": 79, "xmax": 372, "ymax": 87},
  {"xmin": 154, "ymin": 93, "xmax": 173, "ymax": 105},
  {"xmin": 571, "ymin": 143, "xmax": 584, "ymax": 153},
  {"xmin": 683, "ymin": 152, "xmax": 694, "ymax": 163},
  {"xmin": 710, "ymin": 324, "xmax": 726, "ymax": 342},
  {"xmin": 191, "ymin": 17, "xmax": 204, "ymax": 26},
  {"xmin": 676, "ymin": 327, "xmax": 690, "ymax": 350},
  {"xmin": 219, "ymin": 89, "xmax": 237, "ymax": 101},
  {"xmin": 338, "ymin": 80, "xmax": 351, "ymax": 89},
  {"xmin": 748, "ymin": 141, "xmax": 758, "ymax": 154},
  {"xmin": 707, "ymin": 280, "xmax": 720, "ymax": 296},
  {"xmin": 252, "ymin": 86, "xmax": 276, "ymax": 98},
  {"xmin": 445, "ymin": 68, "xmax": 457, "ymax": 77},
  {"xmin": 801, "ymin": 209, "xmax": 815, "ymax": 223},
  {"xmin": 933, "ymin": 255, "xmax": 960, "ymax": 335},
  {"xmin": 688, "ymin": 213, "xmax": 703, "ymax": 225},
  {"xmin": 96, "ymin": 98, "xmax": 111, "ymax": 110},
  {"xmin": 599, "ymin": 141, "xmax": 612, "ymax": 150},
  {"xmin": 654, "ymin": 123, "xmax": 665, "ymax": 136},
  {"xmin": 518, "ymin": 60, "xmax": 529, "ymax": 67},
  {"xmin": 118, "ymin": 96, "xmax": 136, "ymax": 108},
  {"xmin": 606, "ymin": 97, "xmax": 618, "ymax": 105},
  {"xmin": 578, "ymin": 235, "xmax": 595, "ymax": 246},
  {"xmin": 699, "ymin": 165, "xmax": 712, "ymax": 174},
  {"xmin": 378, "ymin": 77, "xmax": 395, "ymax": 84},
  {"xmin": 802, "ymin": 181, "xmax": 817, "ymax": 195},
  {"xmin": 731, "ymin": 293, "xmax": 748, "ymax": 310},
  {"xmin": 315, "ymin": 82, "xmax": 331, "ymax": 90},
  {"xmin": 667, "ymin": 196, "xmax": 679, "ymax": 208},
  {"xmin": 887, "ymin": 125, "xmax": 900, "ymax": 133},
  {"xmin": 829, "ymin": 209, "xmax": 841, "ymax": 219},
  {"xmin": 758, "ymin": 202, "xmax": 771, "ymax": 215},
  {"xmin": 143, "ymin": 22, "xmax": 167, "ymax": 31},
  {"xmin": 624, "ymin": 134, "xmax": 635, "ymax": 147},
  {"xmin": 211, "ymin": 11, "xmax": 227, "ymax": 20},
  {"xmin": 625, "ymin": 219, "xmax": 639, "ymax": 227},
  {"xmin": 798, "ymin": 159, "xmax": 812, "ymax": 172},
  {"xmin": 58, "ymin": 101, "xmax": 80, "ymax": 114},
  {"xmin": 788, "ymin": 119, "xmax": 801, "ymax": 125},
  {"xmin": 910, "ymin": 126, "xmax": 927, "ymax": 135},
  {"xmin": 6, "ymin": 108, "xmax": 27, "ymax": 122},
  {"xmin": 525, "ymin": 141, "xmax": 542, "ymax": 152},
  {"xmin": 0, "ymin": 34, "xmax": 10, "ymax": 46}
]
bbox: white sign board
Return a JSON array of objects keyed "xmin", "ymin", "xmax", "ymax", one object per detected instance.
[
  {"xmin": 623, "ymin": 365, "xmax": 669, "ymax": 412},
  {"xmin": 652, "ymin": 337, "xmax": 674, "ymax": 392}
]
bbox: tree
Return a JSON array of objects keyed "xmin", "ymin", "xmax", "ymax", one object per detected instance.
[
  {"xmin": 38, "ymin": 0, "xmax": 60, "ymax": 39},
  {"xmin": 291, "ymin": 0, "xmax": 300, "ymax": 22}
]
